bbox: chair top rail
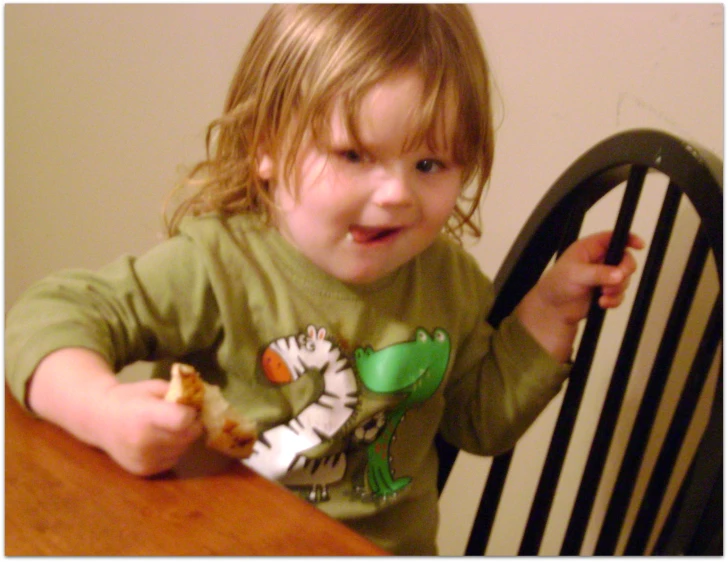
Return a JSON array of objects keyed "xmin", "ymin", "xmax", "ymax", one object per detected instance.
[{"xmin": 494, "ymin": 129, "xmax": 723, "ymax": 301}]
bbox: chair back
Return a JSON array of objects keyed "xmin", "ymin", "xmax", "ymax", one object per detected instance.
[{"xmin": 437, "ymin": 129, "xmax": 723, "ymax": 555}]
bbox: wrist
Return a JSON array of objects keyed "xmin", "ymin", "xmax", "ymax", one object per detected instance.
[
  {"xmin": 515, "ymin": 292, "xmax": 578, "ymax": 363},
  {"xmin": 28, "ymin": 348, "xmax": 120, "ymax": 448}
]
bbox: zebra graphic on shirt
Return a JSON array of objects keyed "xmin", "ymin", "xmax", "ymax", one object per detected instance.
[{"xmin": 244, "ymin": 325, "xmax": 358, "ymax": 501}]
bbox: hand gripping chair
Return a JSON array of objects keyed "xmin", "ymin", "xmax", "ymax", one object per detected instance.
[{"xmin": 436, "ymin": 129, "xmax": 722, "ymax": 555}]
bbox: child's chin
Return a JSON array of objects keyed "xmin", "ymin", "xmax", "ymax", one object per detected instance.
[{"xmin": 334, "ymin": 264, "xmax": 399, "ymax": 285}]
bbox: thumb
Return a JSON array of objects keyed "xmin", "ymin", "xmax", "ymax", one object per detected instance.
[
  {"xmin": 151, "ymin": 400, "xmax": 203, "ymax": 434},
  {"xmin": 135, "ymin": 379, "xmax": 201, "ymax": 431},
  {"xmin": 136, "ymin": 378, "xmax": 171, "ymax": 399}
]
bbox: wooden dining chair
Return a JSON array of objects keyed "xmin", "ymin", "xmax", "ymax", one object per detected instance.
[{"xmin": 436, "ymin": 128, "xmax": 722, "ymax": 555}]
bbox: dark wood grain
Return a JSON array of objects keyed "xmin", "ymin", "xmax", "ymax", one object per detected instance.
[{"xmin": 5, "ymin": 386, "xmax": 387, "ymax": 556}]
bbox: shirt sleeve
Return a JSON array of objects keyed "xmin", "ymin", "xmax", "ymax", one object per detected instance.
[
  {"xmin": 5, "ymin": 233, "xmax": 222, "ymax": 408},
  {"xmin": 438, "ymin": 269, "xmax": 571, "ymax": 456}
]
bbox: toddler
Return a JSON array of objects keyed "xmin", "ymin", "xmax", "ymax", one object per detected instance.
[{"xmin": 5, "ymin": 5, "xmax": 642, "ymax": 555}]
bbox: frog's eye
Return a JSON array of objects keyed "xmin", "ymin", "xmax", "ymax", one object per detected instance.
[
  {"xmin": 434, "ymin": 329, "xmax": 447, "ymax": 342},
  {"xmin": 417, "ymin": 329, "xmax": 429, "ymax": 342}
]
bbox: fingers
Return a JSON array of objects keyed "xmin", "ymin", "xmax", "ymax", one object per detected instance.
[
  {"xmin": 100, "ymin": 380, "xmax": 205, "ymax": 476},
  {"xmin": 574, "ymin": 231, "xmax": 641, "ymax": 273},
  {"xmin": 575, "ymin": 231, "xmax": 645, "ymax": 265},
  {"xmin": 128, "ymin": 404, "xmax": 203, "ymax": 476},
  {"xmin": 604, "ymin": 249, "xmax": 638, "ymax": 285},
  {"xmin": 597, "ymin": 250, "xmax": 640, "ymax": 309},
  {"xmin": 598, "ymin": 287, "xmax": 627, "ymax": 309},
  {"xmin": 127, "ymin": 380, "xmax": 205, "ymax": 443},
  {"xmin": 557, "ymin": 230, "xmax": 643, "ymax": 311},
  {"xmin": 130, "ymin": 378, "xmax": 202, "ymax": 434}
]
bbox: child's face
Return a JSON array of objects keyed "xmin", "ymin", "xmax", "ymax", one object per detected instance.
[{"xmin": 261, "ymin": 70, "xmax": 464, "ymax": 285}]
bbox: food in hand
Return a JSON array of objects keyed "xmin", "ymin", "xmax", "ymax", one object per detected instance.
[{"xmin": 165, "ymin": 363, "xmax": 257, "ymax": 459}]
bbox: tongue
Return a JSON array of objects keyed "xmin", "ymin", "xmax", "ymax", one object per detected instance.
[{"xmin": 349, "ymin": 226, "xmax": 390, "ymax": 243}]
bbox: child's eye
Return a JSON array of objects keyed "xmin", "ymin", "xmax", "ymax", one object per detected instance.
[
  {"xmin": 338, "ymin": 149, "xmax": 364, "ymax": 163},
  {"xmin": 416, "ymin": 159, "xmax": 446, "ymax": 174}
]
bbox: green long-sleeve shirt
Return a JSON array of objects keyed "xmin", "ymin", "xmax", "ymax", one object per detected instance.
[{"xmin": 5, "ymin": 213, "xmax": 569, "ymax": 555}]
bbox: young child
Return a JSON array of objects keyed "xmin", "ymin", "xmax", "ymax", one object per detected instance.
[{"xmin": 5, "ymin": 5, "xmax": 642, "ymax": 555}]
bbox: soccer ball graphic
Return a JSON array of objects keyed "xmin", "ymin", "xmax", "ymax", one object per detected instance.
[{"xmin": 353, "ymin": 411, "xmax": 387, "ymax": 444}]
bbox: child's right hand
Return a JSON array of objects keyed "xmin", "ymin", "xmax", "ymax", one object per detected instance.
[
  {"xmin": 95, "ymin": 379, "xmax": 204, "ymax": 476},
  {"xmin": 26, "ymin": 347, "xmax": 203, "ymax": 477}
]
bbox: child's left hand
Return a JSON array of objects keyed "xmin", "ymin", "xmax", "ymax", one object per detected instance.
[{"xmin": 515, "ymin": 231, "xmax": 644, "ymax": 362}]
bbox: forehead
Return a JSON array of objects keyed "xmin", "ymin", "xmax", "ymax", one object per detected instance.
[{"xmin": 325, "ymin": 70, "xmax": 458, "ymax": 154}]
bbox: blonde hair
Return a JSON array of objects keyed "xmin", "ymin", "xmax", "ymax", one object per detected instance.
[{"xmin": 165, "ymin": 4, "xmax": 494, "ymax": 241}]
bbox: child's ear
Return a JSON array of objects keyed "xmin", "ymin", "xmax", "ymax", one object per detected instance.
[{"xmin": 257, "ymin": 151, "xmax": 275, "ymax": 181}]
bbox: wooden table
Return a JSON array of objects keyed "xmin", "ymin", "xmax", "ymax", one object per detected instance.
[{"xmin": 5, "ymin": 387, "xmax": 388, "ymax": 556}]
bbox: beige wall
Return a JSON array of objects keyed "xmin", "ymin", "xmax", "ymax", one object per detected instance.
[
  {"xmin": 6, "ymin": 4, "xmax": 270, "ymax": 306},
  {"xmin": 5, "ymin": 4, "xmax": 723, "ymax": 556}
]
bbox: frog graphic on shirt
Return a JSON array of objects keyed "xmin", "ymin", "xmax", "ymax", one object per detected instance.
[{"xmin": 354, "ymin": 328, "xmax": 450, "ymax": 499}]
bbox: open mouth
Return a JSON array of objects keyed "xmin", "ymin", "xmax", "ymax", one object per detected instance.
[{"xmin": 348, "ymin": 225, "xmax": 402, "ymax": 244}]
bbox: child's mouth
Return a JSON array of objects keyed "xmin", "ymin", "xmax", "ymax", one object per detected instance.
[{"xmin": 348, "ymin": 225, "xmax": 401, "ymax": 244}]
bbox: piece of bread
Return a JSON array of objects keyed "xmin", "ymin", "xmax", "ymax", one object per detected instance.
[
  {"xmin": 165, "ymin": 363, "xmax": 205, "ymax": 411},
  {"xmin": 165, "ymin": 363, "xmax": 257, "ymax": 459}
]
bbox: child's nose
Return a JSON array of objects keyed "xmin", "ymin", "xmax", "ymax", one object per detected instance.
[{"xmin": 371, "ymin": 172, "xmax": 415, "ymax": 207}]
